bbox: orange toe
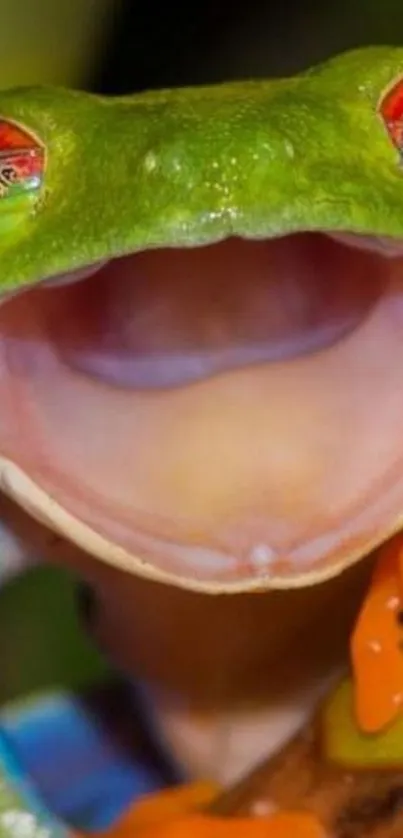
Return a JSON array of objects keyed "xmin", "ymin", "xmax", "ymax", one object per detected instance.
[
  {"xmin": 136, "ymin": 811, "xmax": 326, "ymax": 838},
  {"xmin": 94, "ymin": 782, "xmax": 220, "ymax": 836},
  {"xmin": 351, "ymin": 534, "xmax": 403, "ymax": 733},
  {"xmin": 93, "ymin": 784, "xmax": 325, "ymax": 838}
]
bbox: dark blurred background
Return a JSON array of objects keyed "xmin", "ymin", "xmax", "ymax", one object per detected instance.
[
  {"xmin": 1, "ymin": 0, "xmax": 403, "ymax": 705},
  {"xmin": 89, "ymin": 0, "xmax": 403, "ymax": 93},
  {"xmin": 4, "ymin": 0, "xmax": 403, "ymax": 94}
]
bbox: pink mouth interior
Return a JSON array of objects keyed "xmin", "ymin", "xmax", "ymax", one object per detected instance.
[{"xmin": 1, "ymin": 231, "xmax": 403, "ymax": 585}]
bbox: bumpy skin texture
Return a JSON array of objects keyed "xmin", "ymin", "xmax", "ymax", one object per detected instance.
[
  {"xmin": 0, "ymin": 45, "xmax": 403, "ymax": 836},
  {"xmin": 0, "ymin": 47, "xmax": 403, "ymax": 290}
]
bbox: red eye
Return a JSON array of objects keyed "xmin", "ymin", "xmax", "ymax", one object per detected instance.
[
  {"xmin": 379, "ymin": 76, "xmax": 403, "ymax": 156},
  {"xmin": 0, "ymin": 119, "xmax": 45, "ymax": 198}
]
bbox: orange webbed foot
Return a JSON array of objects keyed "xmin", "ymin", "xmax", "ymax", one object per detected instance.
[
  {"xmin": 351, "ymin": 534, "xmax": 403, "ymax": 733},
  {"xmin": 108, "ymin": 782, "xmax": 219, "ymax": 833},
  {"xmin": 96, "ymin": 784, "xmax": 326, "ymax": 837},
  {"xmin": 135, "ymin": 811, "xmax": 326, "ymax": 837}
]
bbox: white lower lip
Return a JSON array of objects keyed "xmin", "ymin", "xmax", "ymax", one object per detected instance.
[{"xmin": 0, "ymin": 452, "xmax": 401, "ymax": 594}]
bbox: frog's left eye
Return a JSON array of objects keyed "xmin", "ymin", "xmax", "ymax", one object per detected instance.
[{"xmin": 379, "ymin": 76, "xmax": 403, "ymax": 156}]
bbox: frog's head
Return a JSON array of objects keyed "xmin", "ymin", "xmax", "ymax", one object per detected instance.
[{"xmin": 0, "ymin": 46, "xmax": 403, "ymax": 594}]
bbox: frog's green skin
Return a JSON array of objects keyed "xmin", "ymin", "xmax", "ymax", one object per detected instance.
[
  {"xmin": 0, "ymin": 45, "xmax": 402, "ymax": 836},
  {"xmin": 0, "ymin": 46, "xmax": 403, "ymax": 292}
]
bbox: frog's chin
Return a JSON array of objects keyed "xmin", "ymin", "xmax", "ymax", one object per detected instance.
[{"xmin": 0, "ymin": 230, "xmax": 403, "ymax": 592}]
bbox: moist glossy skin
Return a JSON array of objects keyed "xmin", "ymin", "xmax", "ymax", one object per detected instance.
[
  {"xmin": 0, "ymin": 46, "xmax": 403, "ymax": 291},
  {"xmin": 0, "ymin": 46, "xmax": 403, "ymax": 836},
  {"xmin": 2, "ymin": 47, "xmax": 403, "ymax": 594}
]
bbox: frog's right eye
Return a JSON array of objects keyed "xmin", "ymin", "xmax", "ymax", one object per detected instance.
[{"xmin": 379, "ymin": 75, "xmax": 403, "ymax": 158}]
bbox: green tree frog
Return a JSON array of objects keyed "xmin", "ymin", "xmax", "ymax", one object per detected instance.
[{"xmin": 0, "ymin": 45, "xmax": 402, "ymax": 838}]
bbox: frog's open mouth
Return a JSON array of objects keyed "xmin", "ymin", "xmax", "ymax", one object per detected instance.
[{"xmin": 0, "ymin": 229, "xmax": 403, "ymax": 590}]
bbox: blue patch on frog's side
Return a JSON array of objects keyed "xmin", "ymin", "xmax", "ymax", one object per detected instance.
[{"xmin": 1, "ymin": 690, "xmax": 169, "ymax": 832}]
